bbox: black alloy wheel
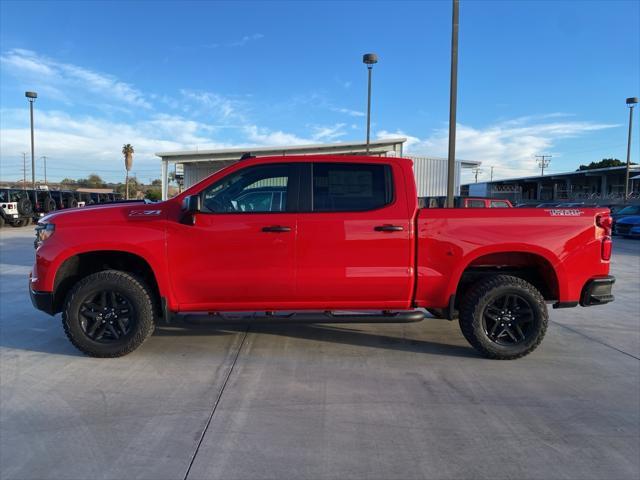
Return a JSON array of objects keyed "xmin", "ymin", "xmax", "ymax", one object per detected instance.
[
  {"xmin": 63, "ymin": 270, "xmax": 156, "ymax": 357},
  {"xmin": 459, "ymin": 275, "xmax": 548, "ymax": 360},
  {"xmin": 481, "ymin": 293, "xmax": 534, "ymax": 345},
  {"xmin": 78, "ymin": 290, "xmax": 136, "ymax": 343}
]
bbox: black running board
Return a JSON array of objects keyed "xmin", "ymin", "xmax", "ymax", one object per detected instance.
[{"xmin": 199, "ymin": 310, "xmax": 426, "ymax": 324}]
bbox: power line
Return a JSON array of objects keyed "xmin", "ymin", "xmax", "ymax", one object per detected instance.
[
  {"xmin": 472, "ymin": 167, "xmax": 483, "ymax": 183},
  {"xmin": 535, "ymin": 155, "xmax": 552, "ymax": 176}
]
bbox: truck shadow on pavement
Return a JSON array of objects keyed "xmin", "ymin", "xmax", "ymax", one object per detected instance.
[
  {"xmin": 1, "ymin": 317, "xmax": 477, "ymax": 359},
  {"xmin": 155, "ymin": 317, "xmax": 478, "ymax": 359}
]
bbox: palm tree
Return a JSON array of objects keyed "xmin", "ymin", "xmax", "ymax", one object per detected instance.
[{"xmin": 122, "ymin": 144, "xmax": 134, "ymax": 199}]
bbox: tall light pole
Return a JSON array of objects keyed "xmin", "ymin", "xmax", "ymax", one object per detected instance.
[
  {"xmin": 363, "ymin": 53, "xmax": 378, "ymax": 153},
  {"xmin": 446, "ymin": 0, "xmax": 459, "ymax": 208},
  {"xmin": 25, "ymin": 91, "xmax": 37, "ymax": 202},
  {"xmin": 41, "ymin": 156, "xmax": 48, "ymax": 184},
  {"xmin": 624, "ymin": 97, "xmax": 638, "ymax": 199}
]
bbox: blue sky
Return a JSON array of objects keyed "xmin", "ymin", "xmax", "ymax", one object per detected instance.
[{"xmin": 0, "ymin": 0, "xmax": 638, "ymax": 184}]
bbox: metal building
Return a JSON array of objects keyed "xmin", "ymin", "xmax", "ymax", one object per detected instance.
[
  {"xmin": 465, "ymin": 165, "xmax": 640, "ymax": 205},
  {"xmin": 156, "ymin": 138, "xmax": 479, "ymax": 200}
]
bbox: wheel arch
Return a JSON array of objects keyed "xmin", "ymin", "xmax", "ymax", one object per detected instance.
[
  {"xmin": 52, "ymin": 250, "xmax": 165, "ymax": 315},
  {"xmin": 449, "ymin": 247, "xmax": 565, "ymax": 308}
]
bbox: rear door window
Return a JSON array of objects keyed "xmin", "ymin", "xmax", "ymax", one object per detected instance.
[{"xmin": 312, "ymin": 163, "xmax": 393, "ymax": 212}]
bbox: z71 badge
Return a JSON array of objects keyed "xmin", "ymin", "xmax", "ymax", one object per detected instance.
[
  {"xmin": 546, "ymin": 209, "xmax": 584, "ymax": 216},
  {"xmin": 128, "ymin": 209, "xmax": 162, "ymax": 217}
]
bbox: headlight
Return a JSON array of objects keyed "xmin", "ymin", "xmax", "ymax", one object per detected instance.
[{"xmin": 34, "ymin": 223, "xmax": 55, "ymax": 249}]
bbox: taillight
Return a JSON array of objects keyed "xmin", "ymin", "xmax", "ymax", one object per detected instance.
[
  {"xmin": 596, "ymin": 215, "xmax": 612, "ymax": 236},
  {"xmin": 601, "ymin": 237, "xmax": 612, "ymax": 261}
]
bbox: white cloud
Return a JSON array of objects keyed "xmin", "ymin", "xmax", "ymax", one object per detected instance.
[
  {"xmin": 378, "ymin": 117, "xmax": 618, "ymax": 180},
  {"xmin": 243, "ymin": 125, "xmax": 310, "ymax": 146},
  {"xmin": 0, "ymin": 49, "xmax": 150, "ymax": 109},
  {"xmin": 310, "ymin": 123, "xmax": 347, "ymax": 141},
  {"xmin": 331, "ymin": 107, "xmax": 365, "ymax": 117},
  {"xmin": 179, "ymin": 89, "xmax": 245, "ymax": 121}
]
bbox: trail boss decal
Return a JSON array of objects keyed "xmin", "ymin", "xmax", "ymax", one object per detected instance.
[
  {"xmin": 546, "ymin": 209, "xmax": 584, "ymax": 216},
  {"xmin": 128, "ymin": 209, "xmax": 162, "ymax": 217}
]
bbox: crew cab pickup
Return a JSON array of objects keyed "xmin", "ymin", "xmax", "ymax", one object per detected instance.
[{"xmin": 30, "ymin": 156, "xmax": 615, "ymax": 359}]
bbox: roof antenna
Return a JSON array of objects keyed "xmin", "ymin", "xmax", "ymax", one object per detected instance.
[{"xmin": 240, "ymin": 152, "xmax": 254, "ymax": 160}]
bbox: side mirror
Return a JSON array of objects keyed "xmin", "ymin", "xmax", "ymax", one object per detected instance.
[
  {"xmin": 182, "ymin": 194, "xmax": 201, "ymax": 214},
  {"xmin": 181, "ymin": 195, "xmax": 201, "ymax": 224}
]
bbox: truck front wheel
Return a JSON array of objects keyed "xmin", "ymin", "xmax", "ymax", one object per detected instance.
[
  {"xmin": 458, "ymin": 275, "xmax": 548, "ymax": 360},
  {"xmin": 62, "ymin": 270, "xmax": 156, "ymax": 357}
]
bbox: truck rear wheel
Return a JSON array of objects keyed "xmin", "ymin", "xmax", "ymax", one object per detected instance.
[
  {"xmin": 62, "ymin": 270, "xmax": 156, "ymax": 357},
  {"xmin": 458, "ymin": 275, "xmax": 548, "ymax": 360}
]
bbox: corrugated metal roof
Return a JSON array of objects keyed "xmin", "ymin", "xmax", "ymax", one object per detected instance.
[{"xmin": 156, "ymin": 138, "xmax": 407, "ymax": 162}]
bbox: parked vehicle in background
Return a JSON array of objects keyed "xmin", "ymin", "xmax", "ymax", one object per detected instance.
[
  {"xmin": 556, "ymin": 202, "xmax": 585, "ymax": 208},
  {"xmin": 612, "ymin": 205, "xmax": 640, "ymax": 234},
  {"xmin": 0, "ymin": 188, "xmax": 33, "ymax": 227},
  {"xmin": 420, "ymin": 196, "xmax": 512, "ymax": 208},
  {"xmin": 536, "ymin": 202, "xmax": 561, "ymax": 208},
  {"xmin": 31, "ymin": 155, "xmax": 614, "ymax": 360},
  {"xmin": 463, "ymin": 197, "xmax": 512, "ymax": 208},
  {"xmin": 613, "ymin": 215, "xmax": 640, "ymax": 238}
]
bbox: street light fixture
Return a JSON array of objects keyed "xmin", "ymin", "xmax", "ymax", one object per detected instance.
[
  {"xmin": 363, "ymin": 53, "xmax": 378, "ymax": 153},
  {"xmin": 25, "ymin": 91, "xmax": 38, "ymax": 205},
  {"xmin": 624, "ymin": 97, "xmax": 638, "ymax": 199}
]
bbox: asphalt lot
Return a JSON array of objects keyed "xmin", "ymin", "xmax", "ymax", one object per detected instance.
[{"xmin": 1, "ymin": 226, "xmax": 639, "ymax": 480}]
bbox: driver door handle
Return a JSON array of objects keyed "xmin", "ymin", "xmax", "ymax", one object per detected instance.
[
  {"xmin": 374, "ymin": 225, "xmax": 404, "ymax": 232},
  {"xmin": 262, "ymin": 225, "xmax": 292, "ymax": 233}
]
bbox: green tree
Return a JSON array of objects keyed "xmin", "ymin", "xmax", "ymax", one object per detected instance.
[
  {"xmin": 145, "ymin": 188, "xmax": 161, "ymax": 201},
  {"xmin": 77, "ymin": 174, "xmax": 106, "ymax": 188},
  {"xmin": 577, "ymin": 158, "xmax": 634, "ymax": 171}
]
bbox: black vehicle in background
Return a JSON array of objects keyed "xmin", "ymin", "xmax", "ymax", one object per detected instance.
[{"xmin": 2, "ymin": 187, "xmax": 129, "ymax": 226}]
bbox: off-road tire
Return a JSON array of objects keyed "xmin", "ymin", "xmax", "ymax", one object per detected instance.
[
  {"xmin": 62, "ymin": 270, "xmax": 156, "ymax": 357},
  {"xmin": 44, "ymin": 198, "xmax": 56, "ymax": 212},
  {"xmin": 17, "ymin": 197, "xmax": 33, "ymax": 216},
  {"xmin": 459, "ymin": 275, "xmax": 548, "ymax": 360}
]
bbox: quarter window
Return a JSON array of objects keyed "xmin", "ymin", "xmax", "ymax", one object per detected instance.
[{"xmin": 312, "ymin": 163, "xmax": 392, "ymax": 212}]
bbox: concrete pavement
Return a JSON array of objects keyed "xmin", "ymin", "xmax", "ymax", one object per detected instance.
[{"xmin": 1, "ymin": 226, "xmax": 638, "ymax": 480}]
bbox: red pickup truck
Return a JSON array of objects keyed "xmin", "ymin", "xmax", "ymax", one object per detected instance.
[{"xmin": 30, "ymin": 156, "xmax": 615, "ymax": 359}]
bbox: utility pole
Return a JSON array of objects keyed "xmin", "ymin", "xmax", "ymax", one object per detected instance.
[
  {"xmin": 446, "ymin": 0, "xmax": 460, "ymax": 208},
  {"xmin": 536, "ymin": 155, "xmax": 552, "ymax": 176},
  {"xmin": 490, "ymin": 166, "xmax": 494, "ymax": 182},
  {"xmin": 41, "ymin": 156, "xmax": 47, "ymax": 184},
  {"xmin": 472, "ymin": 167, "xmax": 483, "ymax": 183}
]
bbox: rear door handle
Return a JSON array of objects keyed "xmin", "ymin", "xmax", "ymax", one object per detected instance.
[
  {"xmin": 262, "ymin": 225, "xmax": 292, "ymax": 233},
  {"xmin": 374, "ymin": 225, "xmax": 404, "ymax": 232}
]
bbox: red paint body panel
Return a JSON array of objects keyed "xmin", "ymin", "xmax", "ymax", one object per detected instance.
[
  {"xmin": 414, "ymin": 207, "xmax": 611, "ymax": 308},
  {"xmin": 31, "ymin": 155, "xmax": 612, "ymax": 314}
]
